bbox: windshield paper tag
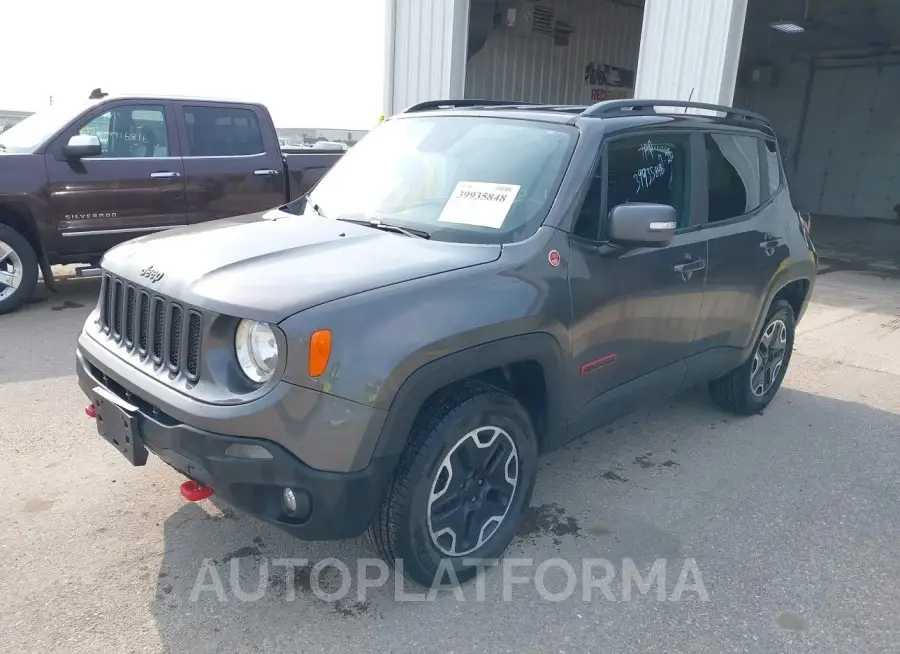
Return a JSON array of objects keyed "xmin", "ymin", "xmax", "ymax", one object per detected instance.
[{"xmin": 438, "ymin": 182, "xmax": 521, "ymax": 229}]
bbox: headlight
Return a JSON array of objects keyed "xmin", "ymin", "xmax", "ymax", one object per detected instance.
[{"xmin": 235, "ymin": 320, "xmax": 279, "ymax": 383}]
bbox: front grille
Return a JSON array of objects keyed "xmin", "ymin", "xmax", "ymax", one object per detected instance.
[
  {"xmin": 125, "ymin": 285, "xmax": 136, "ymax": 346},
  {"xmin": 186, "ymin": 312, "xmax": 202, "ymax": 378},
  {"xmin": 99, "ymin": 273, "xmax": 203, "ymax": 381},
  {"xmin": 168, "ymin": 305, "xmax": 183, "ymax": 370}
]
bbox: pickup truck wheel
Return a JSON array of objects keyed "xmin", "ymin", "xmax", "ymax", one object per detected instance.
[
  {"xmin": 368, "ymin": 380, "xmax": 538, "ymax": 588},
  {"xmin": 0, "ymin": 225, "xmax": 39, "ymax": 315},
  {"xmin": 709, "ymin": 298, "xmax": 795, "ymax": 415}
]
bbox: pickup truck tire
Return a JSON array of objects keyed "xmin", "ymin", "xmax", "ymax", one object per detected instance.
[
  {"xmin": 709, "ymin": 298, "xmax": 796, "ymax": 415},
  {"xmin": 0, "ymin": 224, "xmax": 39, "ymax": 315},
  {"xmin": 368, "ymin": 379, "xmax": 539, "ymax": 588}
]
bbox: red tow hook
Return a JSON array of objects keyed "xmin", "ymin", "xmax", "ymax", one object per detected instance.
[
  {"xmin": 85, "ymin": 404, "xmax": 97, "ymax": 419},
  {"xmin": 180, "ymin": 480, "xmax": 214, "ymax": 502}
]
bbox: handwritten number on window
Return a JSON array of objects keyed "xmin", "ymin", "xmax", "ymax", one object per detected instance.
[{"xmin": 632, "ymin": 140, "xmax": 675, "ymax": 194}]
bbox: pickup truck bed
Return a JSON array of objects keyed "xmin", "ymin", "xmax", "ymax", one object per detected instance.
[{"xmin": 0, "ymin": 94, "xmax": 345, "ymax": 313}]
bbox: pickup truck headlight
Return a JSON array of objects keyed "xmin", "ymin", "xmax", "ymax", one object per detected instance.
[{"xmin": 235, "ymin": 320, "xmax": 279, "ymax": 383}]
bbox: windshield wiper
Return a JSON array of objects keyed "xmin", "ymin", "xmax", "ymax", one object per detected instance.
[{"xmin": 336, "ymin": 218, "xmax": 431, "ymax": 240}]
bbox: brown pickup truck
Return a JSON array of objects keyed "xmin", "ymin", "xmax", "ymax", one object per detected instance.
[{"xmin": 0, "ymin": 94, "xmax": 345, "ymax": 313}]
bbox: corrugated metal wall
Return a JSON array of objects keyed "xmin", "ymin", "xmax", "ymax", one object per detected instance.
[
  {"xmin": 464, "ymin": 0, "xmax": 644, "ymax": 104},
  {"xmin": 635, "ymin": 0, "xmax": 747, "ymax": 106},
  {"xmin": 383, "ymin": 0, "xmax": 469, "ymax": 116}
]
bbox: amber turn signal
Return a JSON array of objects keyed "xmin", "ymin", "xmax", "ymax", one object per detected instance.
[{"xmin": 308, "ymin": 330, "xmax": 332, "ymax": 377}]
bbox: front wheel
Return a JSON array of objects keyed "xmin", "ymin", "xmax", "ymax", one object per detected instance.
[
  {"xmin": 0, "ymin": 224, "xmax": 39, "ymax": 315},
  {"xmin": 368, "ymin": 380, "xmax": 539, "ymax": 587},
  {"xmin": 709, "ymin": 298, "xmax": 796, "ymax": 415}
]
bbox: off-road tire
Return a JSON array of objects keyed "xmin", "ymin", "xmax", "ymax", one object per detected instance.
[
  {"xmin": 0, "ymin": 224, "xmax": 39, "ymax": 315},
  {"xmin": 367, "ymin": 379, "xmax": 539, "ymax": 588},
  {"xmin": 709, "ymin": 298, "xmax": 795, "ymax": 415}
]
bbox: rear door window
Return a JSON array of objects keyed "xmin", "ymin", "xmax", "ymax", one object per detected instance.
[
  {"xmin": 182, "ymin": 106, "xmax": 264, "ymax": 157},
  {"xmin": 704, "ymin": 133, "xmax": 763, "ymax": 222}
]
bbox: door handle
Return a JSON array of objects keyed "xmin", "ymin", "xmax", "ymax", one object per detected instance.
[
  {"xmin": 150, "ymin": 171, "xmax": 180, "ymax": 179},
  {"xmin": 254, "ymin": 169, "xmax": 280, "ymax": 177},
  {"xmin": 673, "ymin": 259, "xmax": 706, "ymax": 274},
  {"xmin": 673, "ymin": 257, "xmax": 706, "ymax": 282}
]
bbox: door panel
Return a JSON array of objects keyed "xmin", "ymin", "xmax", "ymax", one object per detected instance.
[
  {"xmin": 694, "ymin": 132, "xmax": 789, "ymax": 352},
  {"xmin": 46, "ymin": 102, "xmax": 185, "ymax": 254},
  {"xmin": 176, "ymin": 103, "xmax": 285, "ymax": 224},
  {"xmin": 569, "ymin": 234, "xmax": 707, "ymax": 414},
  {"xmin": 567, "ymin": 130, "xmax": 706, "ymax": 417}
]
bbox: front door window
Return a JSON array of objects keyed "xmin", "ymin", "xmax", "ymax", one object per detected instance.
[{"xmin": 79, "ymin": 105, "xmax": 169, "ymax": 158}]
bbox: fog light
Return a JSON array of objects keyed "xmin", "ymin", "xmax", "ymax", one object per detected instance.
[{"xmin": 283, "ymin": 488, "xmax": 298, "ymax": 514}]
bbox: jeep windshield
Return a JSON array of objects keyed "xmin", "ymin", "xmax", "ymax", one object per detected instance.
[
  {"xmin": 285, "ymin": 115, "xmax": 578, "ymax": 244},
  {"xmin": 0, "ymin": 99, "xmax": 100, "ymax": 154}
]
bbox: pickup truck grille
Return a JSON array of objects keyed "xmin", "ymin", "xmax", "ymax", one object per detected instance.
[{"xmin": 99, "ymin": 273, "xmax": 203, "ymax": 381}]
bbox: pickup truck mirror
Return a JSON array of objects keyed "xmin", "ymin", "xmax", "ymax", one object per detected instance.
[
  {"xmin": 608, "ymin": 203, "xmax": 677, "ymax": 248},
  {"xmin": 63, "ymin": 134, "xmax": 103, "ymax": 160}
]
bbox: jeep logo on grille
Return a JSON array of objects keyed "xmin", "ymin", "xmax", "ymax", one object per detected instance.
[{"xmin": 140, "ymin": 266, "xmax": 165, "ymax": 283}]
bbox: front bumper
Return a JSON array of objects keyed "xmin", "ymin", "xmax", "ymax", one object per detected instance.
[{"xmin": 76, "ymin": 341, "xmax": 398, "ymax": 541}]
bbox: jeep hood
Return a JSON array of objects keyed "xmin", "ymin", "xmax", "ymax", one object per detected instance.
[{"xmin": 101, "ymin": 209, "xmax": 501, "ymax": 323}]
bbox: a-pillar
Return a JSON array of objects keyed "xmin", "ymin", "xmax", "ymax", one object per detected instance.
[{"xmin": 634, "ymin": 0, "xmax": 749, "ymax": 106}]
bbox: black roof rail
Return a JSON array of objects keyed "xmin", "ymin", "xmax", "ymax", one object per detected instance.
[
  {"xmin": 402, "ymin": 99, "xmax": 534, "ymax": 113},
  {"xmin": 582, "ymin": 99, "xmax": 771, "ymax": 126}
]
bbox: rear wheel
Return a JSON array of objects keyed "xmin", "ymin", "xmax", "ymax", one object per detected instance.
[
  {"xmin": 368, "ymin": 380, "xmax": 539, "ymax": 587},
  {"xmin": 709, "ymin": 298, "xmax": 795, "ymax": 415},
  {"xmin": 0, "ymin": 224, "xmax": 39, "ymax": 315}
]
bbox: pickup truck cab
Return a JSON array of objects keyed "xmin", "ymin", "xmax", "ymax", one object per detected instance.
[{"xmin": 0, "ymin": 94, "xmax": 344, "ymax": 313}]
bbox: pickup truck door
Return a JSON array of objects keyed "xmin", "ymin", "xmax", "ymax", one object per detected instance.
[
  {"xmin": 45, "ymin": 100, "xmax": 186, "ymax": 253},
  {"xmin": 566, "ymin": 131, "xmax": 707, "ymax": 432},
  {"xmin": 173, "ymin": 102, "xmax": 285, "ymax": 223}
]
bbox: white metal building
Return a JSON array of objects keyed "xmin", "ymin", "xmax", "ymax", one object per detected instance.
[{"xmin": 383, "ymin": 0, "xmax": 900, "ymax": 221}]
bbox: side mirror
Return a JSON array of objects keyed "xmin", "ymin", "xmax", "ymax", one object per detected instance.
[
  {"xmin": 608, "ymin": 203, "xmax": 677, "ymax": 248},
  {"xmin": 63, "ymin": 134, "xmax": 102, "ymax": 159}
]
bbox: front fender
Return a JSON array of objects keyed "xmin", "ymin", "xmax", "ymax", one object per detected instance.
[
  {"xmin": 278, "ymin": 236, "xmax": 573, "ymax": 460},
  {"xmin": 371, "ymin": 331, "xmax": 568, "ymax": 459}
]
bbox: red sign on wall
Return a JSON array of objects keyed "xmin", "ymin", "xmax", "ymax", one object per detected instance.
[{"xmin": 589, "ymin": 87, "xmax": 632, "ymax": 102}]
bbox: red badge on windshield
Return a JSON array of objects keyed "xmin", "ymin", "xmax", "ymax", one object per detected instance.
[{"xmin": 548, "ymin": 250, "xmax": 561, "ymax": 267}]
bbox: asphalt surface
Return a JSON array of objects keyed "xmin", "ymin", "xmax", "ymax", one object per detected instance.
[{"xmin": 1, "ymin": 267, "xmax": 899, "ymax": 653}]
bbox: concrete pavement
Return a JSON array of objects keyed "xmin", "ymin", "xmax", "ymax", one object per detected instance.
[{"xmin": 0, "ymin": 268, "xmax": 898, "ymax": 653}]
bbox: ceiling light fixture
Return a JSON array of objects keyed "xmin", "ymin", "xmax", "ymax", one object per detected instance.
[{"xmin": 770, "ymin": 20, "xmax": 806, "ymax": 34}]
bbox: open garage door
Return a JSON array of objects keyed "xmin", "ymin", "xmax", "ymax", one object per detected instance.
[
  {"xmin": 736, "ymin": 0, "xmax": 900, "ymax": 222},
  {"xmin": 793, "ymin": 58, "xmax": 900, "ymax": 220},
  {"xmin": 465, "ymin": 0, "xmax": 644, "ymax": 105}
]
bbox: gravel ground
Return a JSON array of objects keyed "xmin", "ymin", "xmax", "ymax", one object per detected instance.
[{"xmin": 1, "ymin": 268, "xmax": 898, "ymax": 653}]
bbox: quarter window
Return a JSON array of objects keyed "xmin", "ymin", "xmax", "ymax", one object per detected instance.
[
  {"xmin": 764, "ymin": 138, "xmax": 782, "ymax": 198},
  {"xmin": 705, "ymin": 133, "xmax": 762, "ymax": 222},
  {"xmin": 79, "ymin": 105, "xmax": 169, "ymax": 158},
  {"xmin": 182, "ymin": 106, "xmax": 264, "ymax": 157}
]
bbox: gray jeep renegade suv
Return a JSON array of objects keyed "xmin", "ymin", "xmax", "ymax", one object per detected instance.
[{"xmin": 76, "ymin": 99, "xmax": 817, "ymax": 587}]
